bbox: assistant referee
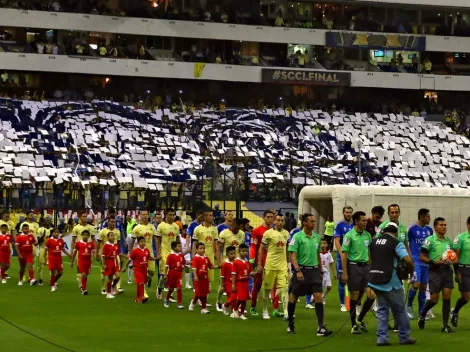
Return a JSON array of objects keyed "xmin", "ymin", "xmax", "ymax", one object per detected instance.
[{"xmin": 287, "ymin": 213, "xmax": 332, "ymax": 337}]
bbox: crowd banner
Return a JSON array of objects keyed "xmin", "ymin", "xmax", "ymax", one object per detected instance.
[
  {"xmin": 326, "ymin": 32, "xmax": 426, "ymax": 50},
  {"xmin": 262, "ymin": 68, "xmax": 351, "ymax": 86}
]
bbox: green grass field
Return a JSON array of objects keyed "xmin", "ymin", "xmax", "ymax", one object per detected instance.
[{"xmin": 1, "ymin": 258, "xmax": 469, "ymax": 352}]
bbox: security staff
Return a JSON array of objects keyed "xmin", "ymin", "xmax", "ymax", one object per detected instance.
[
  {"xmin": 451, "ymin": 216, "xmax": 470, "ymax": 327},
  {"xmin": 287, "ymin": 213, "xmax": 332, "ymax": 337},
  {"xmin": 369, "ymin": 222, "xmax": 416, "ymax": 346},
  {"xmin": 418, "ymin": 217, "xmax": 456, "ymax": 333},
  {"xmin": 341, "ymin": 211, "xmax": 376, "ymax": 334}
]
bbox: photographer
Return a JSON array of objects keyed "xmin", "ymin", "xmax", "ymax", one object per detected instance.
[{"xmin": 368, "ymin": 222, "xmax": 416, "ymax": 346}]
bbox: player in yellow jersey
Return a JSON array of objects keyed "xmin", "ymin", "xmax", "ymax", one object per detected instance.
[
  {"xmin": 71, "ymin": 211, "xmax": 96, "ymax": 284},
  {"xmin": 192, "ymin": 210, "xmax": 220, "ymax": 307},
  {"xmin": 0, "ymin": 211, "xmax": 16, "ymax": 279},
  {"xmin": 20, "ymin": 211, "xmax": 40, "ymax": 282},
  {"xmin": 258, "ymin": 214, "xmax": 290, "ymax": 320},
  {"xmin": 156, "ymin": 208, "xmax": 180, "ymax": 299},
  {"xmin": 130, "ymin": 210, "xmax": 157, "ymax": 291},
  {"xmin": 216, "ymin": 218, "xmax": 245, "ymax": 311},
  {"xmin": 36, "ymin": 217, "xmax": 53, "ymax": 286}
]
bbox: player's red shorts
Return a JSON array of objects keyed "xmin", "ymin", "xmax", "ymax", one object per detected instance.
[
  {"xmin": 0, "ymin": 251, "xmax": 11, "ymax": 265},
  {"xmin": 236, "ymin": 281, "xmax": 250, "ymax": 301},
  {"xmin": 194, "ymin": 278, "xmax": 209, "ymax": 296},
  {"xmin": 19, "ymin": 254, "xmax": 34, "ymax": 265},
  {"xmin": 253, "ymin": 271, "xmax": 263, "ymax": 288},
  {"xmin": 167, "ymin": 270, "xmax": 183, "ymax": 289},
  {"xmin": 224, "ymin": 283, "xmax": 232, "ymax": 295},
  {"xmin": 78, "ymin": 260, "xmax": 91, "ymax": 275},
  {"xmin": 48, "ymin": 257, "xmax": 63, "ymax": 271},
  {"xmin": 134, "ymin": 267, "xmax": 147, "ymax": 284},
  {"xmin": 104, "ymin": 265, "xmax": 120, "ymax": 277}
]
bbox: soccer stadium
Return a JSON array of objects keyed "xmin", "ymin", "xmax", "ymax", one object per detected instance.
[{"xmin": 2, "ymin": 0, "xmax": 470, "ymax": 351}]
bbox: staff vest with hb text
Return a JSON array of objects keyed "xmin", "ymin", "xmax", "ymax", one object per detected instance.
[{"xmin": 369, "ymin": 234, "xmax": 400, "ymax": 285}]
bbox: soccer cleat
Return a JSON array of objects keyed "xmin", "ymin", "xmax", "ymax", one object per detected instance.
[
  {"xmin": 262, "ymin": 310, "xmax": 271, "ymax": 320},
  {"xmin": 206, "ymin": 302, "xmax": 212, "ymax": 307},
  {"xmin": 101, "ymin": 289, "xmax": 107, "ymax": 295},
  {"xmin": 51, "ymin": 286, "xmax": 57, "ymax": 292},
  {"xmin": 418, "ymin": 316, "xmax": 426, "ymax": 330},
  {"xmin": 287, "ymin": 324, "xmax": 296, "ymax": 334},
  {"xmin": 5, "ymin": 274, "xmax": 10, "ymax": 279},
  {"xmin": 81, "ymin": 289, "xmax": 88, "ymax": 296},
  {"xmin": 185, "ymin": 285, "xmax": 192, "ymax": 289},
  {"xmin": 30, "ymin": 279, "xmax": 37, "ymax": 286},
  {"xmin": 407, "ymin": 306, "xmax": 414, "ymax": 320},
  {"xmin": 177, "ymin": 304, "xmax": 184, "ymax": 309},
  {"xmin": 340, "ymin": 304, "xmax": 347, "ymax": 312},
  {"xmin": 283, "ymin": 315, "xmax": 289, "ymax": 321},
  {"xmin": 223, "ymin": 307, "xmax": 229, "ymax": 315},
  {"xmin": 223, "ymin": 292, "xmax": 227, "ymax": 296},
  {"xmin": 317, "ymin": 326, "xmax": 333, "ymax": 337},
  {"xmin": 189, "ymin": 303, "xmax": 195, "ymax": 311},
  {"xmin": 239, "ymin": 314, "xmax": 248, "ymax": 320},
  {"xmin": 38, "ymin": 279, "xmax": 43, "ymax": 286},
  {"xmin": 216, "ymin": 303, "xmax": 223, "ymax": 312},
  {"xmin": 106, "ymin": 294, "xmax": 115, "ymax": 299},
  {"xmin": 351, "ymin": 325, "xmax": 362, "ymax": 334},
  {"xmin": 201, "ymin": 309, "xmax": 210, "ymax": 314},
  {"xmin": 168, "ymin": 296, "xmax": 177, "ymax": 303},
  {"xmin": 250, "ymin": 308, "xmax": 259, "ymax": 316},
  {"xmin": 441, "ymin": 325, "xmax": 455, "ymax": 333},
  {"xmin": 426, "ymin": 310, "xmax": 436, "ymax": 320},
  {"xmin": 142, "ymin": 297, "xmax": 149, "ymax": 304},
  {"xmin": 118, "ymin": 288, "xmax": 124, "ymax": 294},
  {"xmin": 451, "ymin": 309, "xmax": 458, "ymax": 328},
  {"xmin": 164, "ymin": 287, "xmax": 169, "ymax": 292},
  {"xmin": 1, "ymin": 279, "xmax": 6, "ymax": 284},
  {"xmin": 322, "ymin": 298, "xmax": 326, "ymax": 305},
  {"xmin": 18, "ymin": 281, "xmax": 23, "ymax": 286},
  {"xmin": 164, "ymin": 300, "xmax": 170, "ymax": 308},
  {"xmin": 356, "ymin": 320, "xmax": 368, "ymax": 333},
  {"xmin": 156, "ymin": 289, "xmax": 162, "ymax": 299},
  {"xmin": 135, "ymin": 299, "xmax": 143, "ymax": 304},
  {"xmin": 111, "ymin": 287, "xmax": 116, "ymax": 296},
  {"xmin": 230, "ymin": 311, "xmax": 239, "ymax": 319},
  {"xmin": 127, "ymin": 280, "xmax": 132, "ymax": 285},
  {"xmin": 305, "ymin": 304, "xmax": 315, "ymax": 309},
  {"xmin": 147, "ymin": 280, "xmax": 152, "ymax": 288},
  {"xmin": 272, "ymin": 309, "xmax": 284, "ymax": 318}
]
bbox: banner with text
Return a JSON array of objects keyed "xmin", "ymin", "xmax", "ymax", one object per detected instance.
[
  {"xmin": 262, "ymin": 69, "xmax": 351, "ymax": 86},
  {"xmin": 326, "ymin": 32, "xmax": 426, "ymax": 50}
]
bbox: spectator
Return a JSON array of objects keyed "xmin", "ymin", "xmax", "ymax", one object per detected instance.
[
  {"xmin": 397, "ymin": 53, "xmax": 404, "ymax": 66},
  {"xmin": 98, "ymin": 44, "xmax": 107, "ymax": 57},
  {"xmin": 412, "ymin": 54, "xmax": 418, "ymax": 70},
  {"xmin": 138, "ymin": 44, "xmax": 145, "ymax": 59},
  {"xmin": 37, "ymin": 41, "xmax": 44, "ymax": 54},
  {"xmin": 204, "ymin": 9, "xmax": 211, "ymax": 21},
  {"xmin": 215, "ymin": 54, "xmax": 222, "ymax": 64},
  {"xmin": 109, "ymin": 44, "xmax": 118, "ymax": 58},
  {"xmin": 76, "ymin": 43, "xmax": 84, "ymax": 55},
  {"xmin": 275, "ymin": 15, "xmax": 284, "ymax": 27},
  {"xmin": 51, "ymin": 1, "xmax": 61, "ymax": 11},
  {"xmin": 251, "ymin": 53, "xmax": 259, "ymax": 65},
  {"xmin": 423, "ymin": 58, "xmax": 432, "ymax": 73},
  {"xmin": 221, "ymin": 12, "xmax": 228, "ymax": 23},
  {"xmin": 45, "ymin": 41, "xmax": 53, "ymax": 54},
  {"xmin": 298, "ymin": 51, "xmax": 307, "ymax": 68},
  {"xmin": 52, "ymin": 43, "xmax": 59, "ymax": 55}
]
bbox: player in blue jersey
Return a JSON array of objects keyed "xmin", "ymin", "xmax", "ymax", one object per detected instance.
[
  {"xmin": 187, "ymin": 211, "xmax": 204, "ymax": 243},
  {"xmin": 334, "ymin": 206, "xmax": 353, "ymax": 312},
  {"xmin": 216, "ymin": 211, "xmax": 234, "ymax": 234},
  {"xmin": 407, "ymin": 208, "xmax": 433, "ymax": 319}
]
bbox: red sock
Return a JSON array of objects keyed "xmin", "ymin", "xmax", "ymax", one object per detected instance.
[
  {"xmin": 19, "ymin": 269, "xmax": 24, "ymax": 280},
  {"xmin": 50, "ymin": 275, "xmax": 56, "ymax": 286},
  {"xmin": 107, "ymin": 281, "xmax": 112, "ymax": 293},
  {"xmin": 81, "ymin": 277, "xmax": 87, "ymax": 290},
  {"xmin": 231, "ymin": 299, "xmax": 238, "ymax": 311},
  {"xmin": 251, "ymin": 286, "xmax": 259, "ymax": 308},
  {"xmin": 177, "ymin": 288, "xmax": 182, "ymax": 304},
  {"xmin": 112, "ymin": 278, "xmax": 119, "ymax": 287},
  {"xmin": 224, "ymin": 301, "xmax": 230, "ymax": 308},
  {"xmin": 55, "ymin": 273, "xmax": 62, "ymax": 283},
  {"xmin": 240, "ymin": 300, "xmax": 246, "ymax": 315},
  {"xmin": 200, "ymin": 296, "xmax": 207, "ymax": 309},
  {"xmin": 28, "ymin": 269, "xmax": 34, "ymax": 281},
  {"xmin": 272, "ymin": 294, "xmax": 279, "ymax": 309},
  {"xmin": 0, "ymin": 268, "xmax": 5, "ymax": 279}
]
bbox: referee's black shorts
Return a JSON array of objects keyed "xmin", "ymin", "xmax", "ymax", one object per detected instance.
[
  {"xmin": 429, "ymin": 266, "xmax": 454, "ymax": 294},
  {"xmin": 347, "ymin": 262, "xmax": 370, "ymax": 292},
  {"xmin": 290, "ymin": 266, "xmax": 322, "ymax": 296},
  {"xmin": 458, "ymin": 266, "xmax": 470, "ymax": 292}
]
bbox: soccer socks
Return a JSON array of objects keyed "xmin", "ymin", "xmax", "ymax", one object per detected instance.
[
  {"xmin": 272, "ymin": 288, "xmax": 279, "ymax": 309},
  {"xmin": 287, "ymin": 300, "xmax": 297, "ymax": 324},
  {"xmin": 315, "ymin": 302, "xmax": 324, "ymax": 327},
  {"xmin": 349, "ymin": 299, "xmax": 358, "ymax": 326},
  {"xmin": 338, "ymin": 280, "xmax": 345, "ymax": 305},
  {"xmin": 166, "ymin": 288, "xmax": 174, "ymax": 301},
  {"xmin": 158, "ymin": 274, "xmax": 165, "ymax": 289},
  {"xmin": 216, "ymin": 285, "xmax": 224, "ymax": 304},
  {"xmin": 200, "ymin": 296, "xmax": 207, "ymax": 309},
  {"xmin": 55, "ymin": 273, "xmax": 62, "ymax": 284},
  {"xmin": 358, "ymin": 298, "xmax": 375, "ymax": 322},
  {"xmin": 19, "ymin": 269, "xmax": 25, "ymax": 281},
  {"xmin": 442, "ymin": 299, "xmax": 451, "ymax": 326},
  {"xmin": 277, "ymin": 287, "xmax": 289, "ymax": 315},
  {"xmin": 408, "ymin": 287, "xmax": 417, "ymax": 307},
  {"xmin": 107, "ymin": 281, "xmax": 112, "ymax": 293},
  {"xmin": 28, "ymin": 269, "xmax": 34, "ymax": 281},
  {"xmin": 251, "ymin": 285, "xmax": 260, "ymax": 308},
  {"xmin": 262, "ymin": 289, "xmax": 270, "ymax": 312},
  {"xmin": 177, "ymin": 288, "xmax": 182, "ymax": 304},
  {"xmin": 100, "ymin": 273, "xmax": 106, "ymax": 291},
  {"xmin": 239, "ymin": 301, "xmax": 247, "ymax": 315},
  {"xmin": 128, "ymin": 267, "xmax": 133, "ymax": 281},
  {"xmin": 418, "ymin": 290, "xmax": 426, "ymax": 314},
  {"xmin": 116, "ymin": 278, "xmax": 121, "ymax": 290},
  {"xmin": 81, "ymin": 277, "xmax": 87, "ymax": 290},
  {"xmin": 306, "ymin": 294, "xmax": 312, "ymax": 304},
  {"xmin": 421, "ymin": 300, "xmax": 437, "ymax": 318},
  {"xmin": 50, "ymin": 275, "xmax": 56, "ymax": 287},
  {"xmin": 38, "ymin": 263, "xmax": 44, "ymax": 281},
  {"xmin": 0, "ymin": 268, "xmax": 5, "ymax": 279},
  {"xmin": 453, "ymin": 298, "xmax": 469, "ymax": 314},
  {"xmin": 112, "ymin": 278, "xmax": 120, "ymax": 288},
  {"xmin": 137, "ymin": 283, "xmax": 145, "ymax": 299},
  {"xmin": 185, "ymin": 272, "xmax": 190, "ymax": 286}
]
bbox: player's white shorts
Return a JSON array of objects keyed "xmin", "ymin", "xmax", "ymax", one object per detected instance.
[
  {"xmin": 125, "ymin": 235, "xmax": 134, "ymax": 248},
  {"xmin": 322, "ymin": 271, "xmax": 332, "ymax": 288}
]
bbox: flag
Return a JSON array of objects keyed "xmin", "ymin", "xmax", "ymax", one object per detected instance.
[{"xmin": 194, "ymin": 63, "xmax": 206, "ymax": 78}]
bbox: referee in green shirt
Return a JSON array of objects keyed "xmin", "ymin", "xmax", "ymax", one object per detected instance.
[
  {"xmin": 451, "ymin": 216, "xmax": 470, "ymax": 327},
  {"xmin": 341, "ymin": 211, "xmax": 376, "ymax": 334},
  {"xmin": 287, "ymin": 213, "xmax": 332, "ymax": 337}
]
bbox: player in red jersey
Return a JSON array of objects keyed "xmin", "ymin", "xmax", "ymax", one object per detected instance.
[
  {"xmin": 0, "ymin": 224, "xmax": 12, "ymax": 284},
  {"xmin": 101, "ymin": 231, "xmax": 127, "ymax": 299},
  {"xmin": 71, "ymin": 230, "xmax": 95, "ymax": 295},
  {"xmin": 249, "ymin": 210, "xmax": 275, "ymax": 315},
  {"xmin": 163, "ymin": 241, "xmax": 186, "ymax": 308},
  {"xmin": 232, "ymin": 243, "xmax": 255, "ymax": 320},
  {"xmin": 44, "ymin": 228, "xmax": 71, "ymax": 292},
  {"xmin": 127, "ymin": 236, "xmax": 153, "ymax": 303},
  {"xmin": 14, "ymin": 223, "xmax": 37, "ymax": 286},
  {"xmin": 220, "ymin": 246, "xmax": 237, "ymax": 315},
  {"xmin": 189, "ymin": 242, "xmax": 213, "ymax": 314}
]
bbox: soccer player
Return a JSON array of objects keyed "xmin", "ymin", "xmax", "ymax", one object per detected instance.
[
  {"xmin": 192, "ymin": 211, "xmax": 219, "ymax": 306},
  {"xmin": 334, "ymin": 206, "xmax": 353, "ymax": 312},
  {"xmin": 451, "ymin": 216, "xmax": 470, "ymax": 327},
  {"xmin": 0, "ymin": 224, "xmax": 12, "ymax": 284},
  {"xmin": 98, "ymin": 217, "xmax": 124, "ymax": 295},
  {"xmin": 249, "ymin": 209, "xmax": 275, "ymax": 315},
  {"xmin": 258, "ymin": 214, "xmax": 289, "ymax": 320},
  {"xmin": 180, "ymin": 224, "xmax": 192, "ymax": 289},
  {"xmin": 163, "ymin": 241, "xmax": 185, "ymax": 308},
  {"xmin": 44, "ymin": 228, "xmax": 71, "ymax": 292},
  {"xmin": 232, "ymin": 243, "xmax": 253, "ymax": 320},
  {"xmin": 407, "ymin": 209, "xmax": 433, "ymax": 319},
  {"xmin": 101, "ymin": 231, "xmax": 127, "ymax": 299},
  {"xmin": 217, "ymin": 211, "xmax": 234, "ymax": 234},
  {"xmin": 72, "ymin": 211, "xmax": 96, "ymax": 285},
  {"xmin": 15, "ymin": 224, "xmax": 37, "ymax": 286},
  {"xmin": 190, "ymin": 242, "xmax": 213, "ymax": 314},
  {"xmin": 156, "ymin": 208, "xmax": 180, "ymax": 299},
  {"xmin": 127, "ymin": 236, "xmax": 153, "ymax": 303},
  {"xmin": 320, "ymin": 239, "xmax": 335, "ymax": 304},
  {"xmin": 216, "ymin": 218, "xmax": 245, "ymax": 311},
  {"xmin": 220, "ymin": 246, "xmax": 237, "ymax": 315},
  {"xmin": 187, "ymin": 211, "xmax": 204, "ymax": 238},
  {"xmin": 70, "ymin": 229, "xmax": 95, "ymax": 295},
  {"xmin": 366, "ymin": 206, "xmax": 385, "ymax": 238},
  {"xmin": 418, "ymin": 217, "xmax": 456, "ymax": 333},
  {"xmin": 130, "ymin": 210, "xmax": 157, "ymax": 292},
  {"xmin": 20, "ymin": 211, "xmax": 40, "ymax": 237},
  {"xmin": 36, "ymin": 217, "xmax": 53, "ymax": 286},
  {"xmin": 341, "ymin": 211, "xmax": 376, "ymax": 334}
]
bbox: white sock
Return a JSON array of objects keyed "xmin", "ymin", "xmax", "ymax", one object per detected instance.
[
  {"xmin": 185, "ymin": 272, "xmax": 190, "ymax": 286},
  {"xmin": 128, "ymin": 267, "xmax": 133, "ymax": 281}
]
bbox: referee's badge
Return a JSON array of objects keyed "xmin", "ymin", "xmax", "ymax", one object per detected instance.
[
  {"xmin": 364, "ymin": 240, "xmax": 369, "ymax": 247},
  {"xmin": 343, "ymin": 238, "xmax": 350, "ymax": 246}
]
